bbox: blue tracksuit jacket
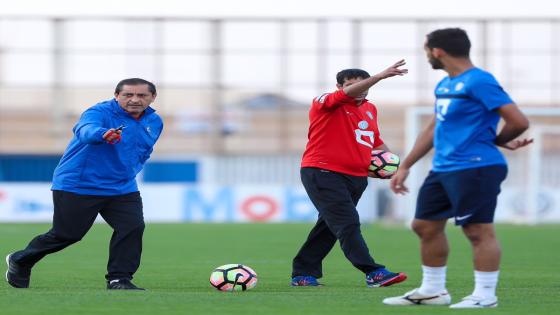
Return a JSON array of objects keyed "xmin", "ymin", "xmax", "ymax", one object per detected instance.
[{"xmin": 51, "ymin": 98, "xmax": 163, "ymax": 195}]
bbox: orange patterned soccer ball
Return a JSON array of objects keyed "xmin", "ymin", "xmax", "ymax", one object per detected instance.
[
  {"xmin": 210, "ymin": 264, "xmax": 258, "ymax": 292},
  {"xmin": 369, "ymin": 150, "xmax": 400, "ymax": 178}
]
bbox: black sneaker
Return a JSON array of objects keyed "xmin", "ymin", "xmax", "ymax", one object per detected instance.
[
  {"xmin": 5, "ymin": 253, "xmax": 31, "ymax": 288},
  {"xmin": 107, "ymin": 279, "xmax": 145, "ymax": 290}
]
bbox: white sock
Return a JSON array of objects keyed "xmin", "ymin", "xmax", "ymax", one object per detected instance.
[
  {"xmin": 472, "ymin": 270, "xmax": 499, "ymax": 298},
  {"xmin": 418, "ymin": 265, "xmax": 447, "ymax": 295}
]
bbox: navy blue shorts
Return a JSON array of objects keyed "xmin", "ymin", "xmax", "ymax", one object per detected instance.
[{"xmin": 416, "ymin": 165, "xmax": 508, "ymax": 226}]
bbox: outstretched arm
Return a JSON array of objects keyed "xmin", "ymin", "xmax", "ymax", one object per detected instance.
[
  {"xmin": 74, "ymin": 109, "xmax": 108, "ymax": 144},
  {"xmin": 390, "ymin": 115, "xmax": 436, "ymax": 194},
  {"xmin": 343, "ymin": 59, "xmax": 408, "ymax": 98},
  {"xmin": 74, "ymin": 109, "xmax": 123, "ymax": 144}
]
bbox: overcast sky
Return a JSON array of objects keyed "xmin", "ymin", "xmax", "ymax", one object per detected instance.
[{"xmin": 2, "ymin": 0, "xmax": 560, "ymax": 18}]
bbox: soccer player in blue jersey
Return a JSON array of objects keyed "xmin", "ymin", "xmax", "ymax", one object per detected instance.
[{"xmin": 383, "ymin": 28, "xmax": 532, "ymax": 308}]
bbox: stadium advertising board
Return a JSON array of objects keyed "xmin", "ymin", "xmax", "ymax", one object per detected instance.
[
  {"xmin": 0, "ymin": 184, "xmax": 558, "ymax": 223},
  {"xmin": 0, "ymin": 184, "xmax": 376, "ymax": 223}
]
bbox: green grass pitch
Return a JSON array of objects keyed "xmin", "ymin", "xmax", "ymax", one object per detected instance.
[{"xmin": 1, "ymin": 223, "xmax": 558, "ymax": 314}]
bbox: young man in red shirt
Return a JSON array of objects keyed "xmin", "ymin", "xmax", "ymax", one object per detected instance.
[{"xmin": 291, "ymin": 60, "xmax": 409, "ymax": 287}]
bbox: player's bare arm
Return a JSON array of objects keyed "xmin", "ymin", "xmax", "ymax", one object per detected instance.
[
  {"xmin": 390, "ymin": 115, "xmax": 436, "ymax": 194},
  {"xmin": 495, "ymin": 104, "xmax": 532, "ymax": 150},
  {"xmin": 343, "ymin": 59, "xmax": 408, "ymax": 98}
]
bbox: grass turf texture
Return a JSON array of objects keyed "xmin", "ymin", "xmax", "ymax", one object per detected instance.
[{"xmin": 1, "ymin": 223, "xmax": 558, "ymax": 315}]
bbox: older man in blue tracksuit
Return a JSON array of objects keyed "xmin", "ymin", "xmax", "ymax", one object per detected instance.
[{"xmin": 5, "ymin": 78, "xmax": 163, "ymax": 290}]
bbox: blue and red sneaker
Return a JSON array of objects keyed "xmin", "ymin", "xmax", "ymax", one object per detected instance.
[
  {"xmin": 366, "ymin": 268, "xmax": 407, "ymax": 288},
  {"xmin": 291, "ymin": 276, "xmax": 323, "ymax": 286}
]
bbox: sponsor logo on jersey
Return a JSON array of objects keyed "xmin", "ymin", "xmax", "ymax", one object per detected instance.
[{"xmin": 358, "ymin": 120, "xmax": 369, "ymax": 130}]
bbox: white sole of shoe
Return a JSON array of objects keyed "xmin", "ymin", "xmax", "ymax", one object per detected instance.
[
  {"xmin": 382, "ymin": 289, "xmax": 452, "ymax": 306},
  {"xmin": 450, "ymin": 303, "xmax": 498, "ymax": 309},
  {"xmin": 383, "ymin": 297, "xmax": 451, "ymax": 306}
]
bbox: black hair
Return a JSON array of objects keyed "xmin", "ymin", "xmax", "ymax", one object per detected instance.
[
  {"xmin": 426, "ymin": 28, "xmax": 471, "ymax": 57},
  {"xmin": 336, "ymin": 69, "xmax": 370, "ymax": 85},
  {"xmin": 114, "ymin": 78, "xmax": 157, "ymax": 95}
]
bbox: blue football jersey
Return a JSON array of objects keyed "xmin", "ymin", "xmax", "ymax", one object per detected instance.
[{"xmin": 432, "ymin": 67, "xmax": 513, "ymax": 172}]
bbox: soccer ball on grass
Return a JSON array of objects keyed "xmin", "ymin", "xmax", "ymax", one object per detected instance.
[{"xmin": 210, "ymin": 264, "xmax": 258, "ymax": 292}]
